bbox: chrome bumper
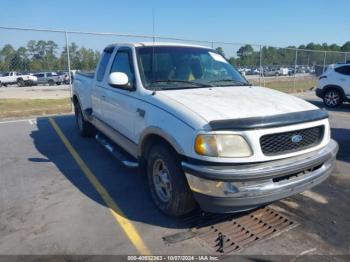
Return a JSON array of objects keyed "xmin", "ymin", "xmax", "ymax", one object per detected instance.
[{"xmin": 182, "ymin": 140, "xmax": 338, "ymax": 213}]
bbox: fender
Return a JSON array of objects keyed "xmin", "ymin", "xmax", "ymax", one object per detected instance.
[
  {"xmin": 323, "ymin": 85, "xmax": 346, "ymax": 98},
  {"xmin": 138, "ymin": 126, "xmax": 186, "ymax": 157}
]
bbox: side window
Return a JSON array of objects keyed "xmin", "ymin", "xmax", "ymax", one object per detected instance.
[
  {"xmin": 96, "ymin": 50, "xmax": 112, "ymax": 82},
  {"xmin": 343, "ymin": 66, "xmax": 350, "ymax": 75},
  {"xmin": 110, "ymin": 49, "xmax": 135, "ymax": 85},
  {"xmin": 335, "ymin": 66, "xmax": 350, "ymax": 75}
]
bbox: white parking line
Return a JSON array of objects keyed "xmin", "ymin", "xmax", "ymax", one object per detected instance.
[
  {"xmin": 301, "ymin": 190, "xmax": 328, "ymax": 204},
  {"xmin": 28, "ymin": 119, "xmax": 37, "ymax": 125},
  {"xmin": 0, "ymin": 118, "xmax": 36, "ymax": 125}
]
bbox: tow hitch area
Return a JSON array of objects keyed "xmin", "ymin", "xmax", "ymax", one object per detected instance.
[{"xmin": 163, "ymin": 207, "xmax": 298, "ymax": 255}]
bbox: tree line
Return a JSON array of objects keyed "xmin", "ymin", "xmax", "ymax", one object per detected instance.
[
  {"xmin": 217, "ymin": 42, "xmax": 350, "ymax": 67},
  {"xmin": 0, "ymin": 40, "xmax": 100, "ymax": 72},
  {"xmin": 1, "ymin": 40, "xmax": 350, "ymax": 72}
]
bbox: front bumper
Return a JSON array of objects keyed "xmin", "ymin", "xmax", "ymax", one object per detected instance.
[{"xmin": 182, "ymin": 140, "xmax": 338, "ymax": 213}]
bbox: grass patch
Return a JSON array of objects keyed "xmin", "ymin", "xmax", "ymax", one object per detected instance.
[
  {"xmin": 250, "ymin": 78, "xmax": 317, "ymax": 93},
  {"xmin": 0, "ymin": 80, "xmax": 317, "ymax": 119},
  {"xmin": 0, "ymin": 98, "xmax": 71, "ymax": 119}
]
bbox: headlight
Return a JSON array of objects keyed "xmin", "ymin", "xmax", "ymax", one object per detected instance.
[{"xmin": 194, "ymin": 134, "xmax": 252, "ymax": 157}]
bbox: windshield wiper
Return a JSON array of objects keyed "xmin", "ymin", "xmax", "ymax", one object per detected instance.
[
  {"xmin": 209, "ymin": 79, "xmax": 251, "ymax": 86},
  {"xmin": 149, "ymin": 80, "xmax": 213, "ymax": 88}
]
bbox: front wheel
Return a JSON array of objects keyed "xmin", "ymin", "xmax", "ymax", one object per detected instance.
[
  {"xmin": 323, "ymin": 89, "xmax": 343, "ymax": 107},
  {"xmin": 147, "ymin": 144, "xmax": 196, "ymax": 217},
  {"xmin": 17, "ymin": 79, "xmax": 24, "ymax": 87}
]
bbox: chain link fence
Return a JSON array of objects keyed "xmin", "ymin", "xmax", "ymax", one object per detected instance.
[{"xmin": 0, "ymin": 26, "xmax": 349, "ymax": 118}]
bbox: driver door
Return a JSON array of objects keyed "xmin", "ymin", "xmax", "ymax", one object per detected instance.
[{"xmin": 102, "ymin": 47, "xmax": 138, "ymax": 142}]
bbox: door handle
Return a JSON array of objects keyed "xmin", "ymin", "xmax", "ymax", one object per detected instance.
[{"xmin": 101, "ymin": 95, "xmax": 106, "ymax": 100}]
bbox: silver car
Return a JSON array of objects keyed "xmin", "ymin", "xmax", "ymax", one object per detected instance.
[{"xmin": 33, "ymin": 72, "xmax": 62, "ymax": 86}]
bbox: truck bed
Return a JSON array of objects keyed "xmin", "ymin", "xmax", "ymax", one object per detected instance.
[{"xmin": 76, "ymin": 71, "xmax": 95, "ymax": 78}]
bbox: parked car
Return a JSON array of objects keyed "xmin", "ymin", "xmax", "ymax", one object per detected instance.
[
  {"xmin": 73, "ymin": 42, "xmax": 338, "ymax": 216},
  {"xmin": 288, "ymin": 68, "xmax": 295, "ymax": 76},
  {"xmin": 278, "ymin": 67, "xmax": 289, "ymax": 76},
  {"xmin": 58, "ymin": 71, "xmax": 74, "ymax": 84},
  {"xmin": 33, "ymin": 72, "xmax": 62, "ymax": 86},
  {"xmin": 262, "ymin": 68, "xmax": 280, "ymax": 76},
  {"xmin": 245, "ymin": 68, "xmax": 260, "ymax": 75},
  {"xmin": 316, "ymin": 63, "xmax": 350, "ymax": 107},
  {"xmin": 0, "ymin": 71, "xmax": 37, "ymax": 87}
]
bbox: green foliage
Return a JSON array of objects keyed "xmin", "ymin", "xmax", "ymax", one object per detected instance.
[
  {"xmin": 0, "ymin": 40, "xmax": 101, "ymax": 72},
  {"xmin": 1, "ymin": 40, "xmax": 349, "ymax": 73},
  {"xmin": 223, "ymin": 42, "xmax": 350, "ymax": 67}
]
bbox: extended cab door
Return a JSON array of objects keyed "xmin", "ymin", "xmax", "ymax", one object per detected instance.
[
  {"xmin": 91, "ymin": 46, "xmax": 114, "ymax": 120},
  {"xmin": 102, "ymin": 47, "xmax": 138, "ymax": 142}
]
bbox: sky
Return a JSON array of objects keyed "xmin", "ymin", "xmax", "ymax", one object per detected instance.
[{"xmin": 0, "ymin": 0, "xmax": 349, "ymax": 55}]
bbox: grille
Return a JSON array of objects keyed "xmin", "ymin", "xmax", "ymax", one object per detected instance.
[{"xmin": 260, "ymin": 125, "xmax": 324, "ymax": 156}]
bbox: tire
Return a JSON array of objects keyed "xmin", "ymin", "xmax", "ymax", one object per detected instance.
[
  {"xmin": 74, "ymin": 101, "xmax": 95, "ymax": 137},
  {"xmin": 17, "ymin": 78, "xmax": 24, "ymax": 87},
  {"xmin": 48, "ymin": 79, "xmax": 54, "ymax": 86},
  {"xmin": 57, "ymin": 82, "xmax": 61, "ymax": 85},
  {"xmin": 147, "ymin": 144, "xmax": 196, "ymax": 217},
  {"xmin": 323, "ymin": 89, "xmax": 343, "ymax": 108}
]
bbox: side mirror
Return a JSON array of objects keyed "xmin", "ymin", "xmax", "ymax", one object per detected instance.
[{"xmin": 109, "ymin": 72, "xmax": 129, "ymax": 87}]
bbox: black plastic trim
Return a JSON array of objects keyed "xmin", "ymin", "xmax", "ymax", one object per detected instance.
[{"xmin": 209, "ymin": 109, "xmax": 328, "ymax": 131}]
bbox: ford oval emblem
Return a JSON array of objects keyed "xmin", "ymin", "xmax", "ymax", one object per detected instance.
[{"xmin": 291, "ymin": 134, "xmax": 303, "ymax": 143}]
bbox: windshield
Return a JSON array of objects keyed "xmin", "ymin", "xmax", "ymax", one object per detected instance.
[{"xmin": 136, "ymin": 46, "xmax": 249, "ymax": 90}]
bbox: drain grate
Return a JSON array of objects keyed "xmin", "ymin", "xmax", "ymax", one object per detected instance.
[{"xmin": 195, "ymin": 207, "xmax": 297, "ymax": 255}]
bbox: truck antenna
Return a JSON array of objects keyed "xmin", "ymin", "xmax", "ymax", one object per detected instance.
[{"xmin": 151, "ymin": 8, "xmax": 156, "ymax": 95}]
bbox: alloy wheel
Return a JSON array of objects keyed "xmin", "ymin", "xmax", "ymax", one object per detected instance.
[
  {"xmin": 152, "ymin": 159, "xmax": 172, "ymax": 202},
  {"xmin": 324, "ymin": 91, "xmax": 340, "ymax": 107}
]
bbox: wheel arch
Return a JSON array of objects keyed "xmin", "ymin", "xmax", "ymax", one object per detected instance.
[
  {"xmin": 138, "ymin": 128, "xmax": 185, "ymax": 160},
  {"xmin": 323, "ymin": 85, "xmax": 346, "ymax": 98}
]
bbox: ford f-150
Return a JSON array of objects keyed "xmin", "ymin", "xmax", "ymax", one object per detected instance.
[{"xmin": 73, "ymin": 42, "xmax": 338, "ymax": 216}]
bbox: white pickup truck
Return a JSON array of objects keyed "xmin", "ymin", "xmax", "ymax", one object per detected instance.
[
  {"xmin": 73, "ymin": 43, "xmax": 338, "ymax": 216},
  {"xmin": 0, "ymin": 71, "xmax": 37, "ymax": 87}
]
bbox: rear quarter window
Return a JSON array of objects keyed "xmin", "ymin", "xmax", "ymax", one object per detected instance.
[{"xmin": 335, "ymin": 66, "xmax": 350, "ymax": 75}]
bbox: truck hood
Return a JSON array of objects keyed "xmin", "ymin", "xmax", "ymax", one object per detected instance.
[{"xmin": 158, "ymin": 86, "xmax": 317, "ymax": 122}]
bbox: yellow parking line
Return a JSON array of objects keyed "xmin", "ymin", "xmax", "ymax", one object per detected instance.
[{"xmin": 48, "ymin": 117, "xmax": 150, "ymax": 255}]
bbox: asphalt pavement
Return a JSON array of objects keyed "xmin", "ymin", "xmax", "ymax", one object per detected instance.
[{"xmin": 0, "ymin": 92, "xmax": 349, "ymax": 259}]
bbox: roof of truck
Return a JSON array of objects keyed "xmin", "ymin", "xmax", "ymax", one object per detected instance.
[{"xmin": 105, "ymin": 42, "xmax": 211, "ymax": 50}]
